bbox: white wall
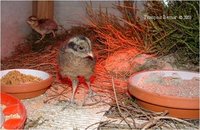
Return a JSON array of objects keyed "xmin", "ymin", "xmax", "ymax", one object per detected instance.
[
  {"xmin": 54, "ymin": 1, "xmax": 121, "ymax": 29},
  {"xmin": 1, "ymin": 1, "xmax": 32, "ymax": 59}
]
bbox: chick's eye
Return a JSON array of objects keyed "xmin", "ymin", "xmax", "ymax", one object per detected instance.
[{"xmin": 79, "ymin": 46, "xmax": 84, "ymax": 50}]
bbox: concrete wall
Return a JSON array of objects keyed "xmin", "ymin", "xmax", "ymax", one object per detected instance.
[{"xmin": 1, "ymin": 1, "xmax": 145, "ymax": 59}]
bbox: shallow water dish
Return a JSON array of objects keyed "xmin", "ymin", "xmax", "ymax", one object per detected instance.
[
  {"xmin": 128, "ymin": 70, "xmax": 199, "ymax": 119},
  {"xmin": 1, "ymin": 69, "xmax": 53, "ymax": 99},
  {"xmin": 0, "ymin": 93, "xmax": 27, "ymax": 129}
]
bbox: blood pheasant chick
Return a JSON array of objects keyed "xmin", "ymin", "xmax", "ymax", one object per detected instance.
[
  {"xmin": 27, "ymin": 16, "xmax": 58, "ymax": 42},
  {"xmin": 58, "ymin": 36, "xmax": 95, "ymax": 104}
]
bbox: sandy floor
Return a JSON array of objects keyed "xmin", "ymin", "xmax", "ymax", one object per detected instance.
[{"xmin": 23, "ymin": 89, "xmax": 111, "ymax": 130}]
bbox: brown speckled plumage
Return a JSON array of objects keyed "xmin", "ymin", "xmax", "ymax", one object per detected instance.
[
  {"xmin": 59, "ymin": 50, "xmax": 95, "ymax": 80},
  {"xmin": 27, "ymin": 16, "xmax": 58, "ymax": 42},
  {"xmin": 58, "ymin": 36, "xmax": 95, "ymax": 103}
]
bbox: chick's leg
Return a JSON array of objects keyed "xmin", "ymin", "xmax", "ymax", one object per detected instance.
[
  {"xmin": 51, "ymin": 31, "xmax": 56, "ymax": 38},
  {"xmin": 35, "ymin": 34, "xmax": 45, "ymax": 43},
  {"xmin": 61, "ymin": 78, "xmax": 78, "ymax": 110},
  {"xmin": 71, "ymin": 78, "xmax": 78, "ymax": 104},
  {"xmin": 40, "ymin": 34, "xmax": 45, "ymax": 41},
  {"xmin": 87, "ymin": 81, "xmax": 94, "ymax": 97},
  {"xmin": 82, "ymin": 80, "xmax": 101, "ymax": 106}
]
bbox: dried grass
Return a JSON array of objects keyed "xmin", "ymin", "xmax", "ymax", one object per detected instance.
[
  {"xmin": 85, "ymin": 1, "xmax": 148, "ymax": 61},
  {"xmin": 92, "ymin": 59, "xmax": 128, "ymax": 94},
  {"xmin": 105, "ymin": 48, "xmax": 139, "ymax": 79}
]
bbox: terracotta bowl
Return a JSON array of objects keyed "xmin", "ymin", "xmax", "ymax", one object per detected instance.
[
  {"xmin": 128, "ymin": 70, "xmax": 199, "ymax": 119},
  {"xmin": 1, "ymin": 93, "xmax": 27, "ymax": 129},
  {"xmin": 1, "ymin": 69, "xmax": 53, "ymax": 99}
]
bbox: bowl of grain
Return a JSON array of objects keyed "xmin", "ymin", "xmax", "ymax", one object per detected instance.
[
  {"xmin": 0, "ymin": 69, "xmax": 53, "ymax": 99},
  {"xmin": 128, "ymin": 70, "xmax": 199, "ymax": 119}
]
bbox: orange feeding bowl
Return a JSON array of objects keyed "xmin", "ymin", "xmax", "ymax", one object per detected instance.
[
  {"xmin": 0, "ymin": 93, "xmax": 27, "ymax": 129},
  {"xmin": 1, "ymin": 69, "xmax": 53, "ymax": 99},
  {"xmin": 128, "ymin": 70, "xmax": 199, "ymax": 119}
]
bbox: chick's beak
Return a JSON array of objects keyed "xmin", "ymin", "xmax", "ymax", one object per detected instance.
[{"xmin": 87, "ymin": 52, "xmax": 94, "ymax": 58}]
